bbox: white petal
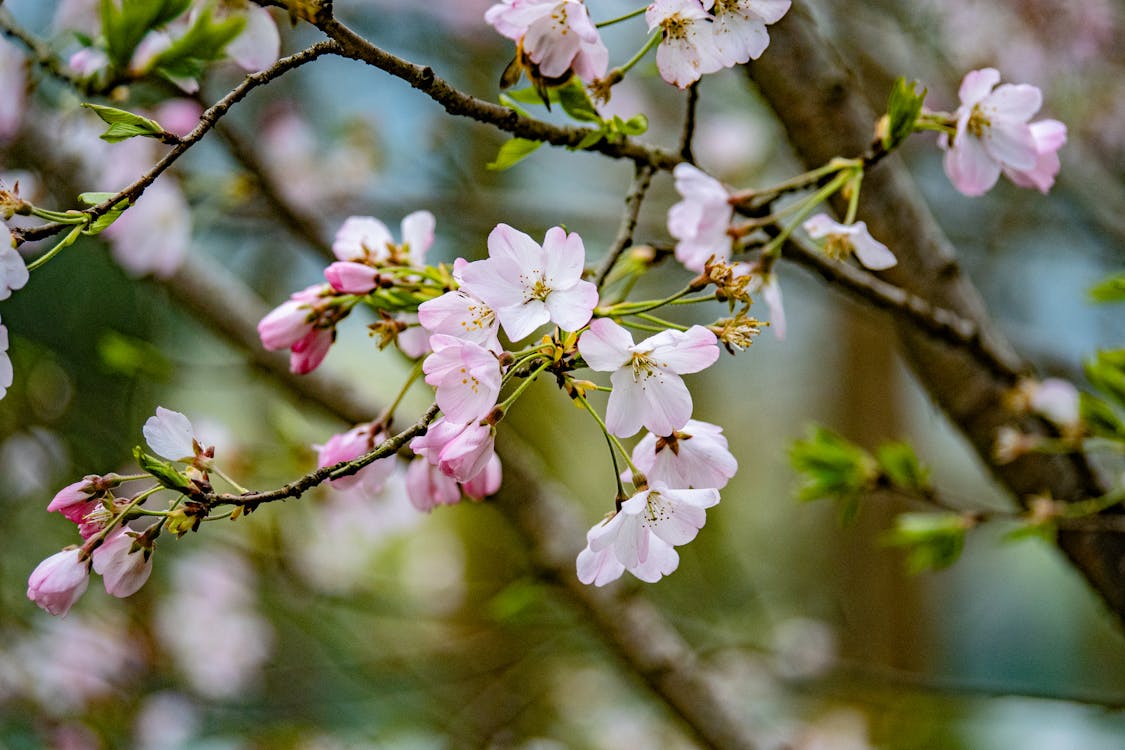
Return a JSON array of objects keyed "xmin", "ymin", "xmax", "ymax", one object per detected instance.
[
  {"xmin": 985, "ymin": 83, "xmax": 1042, "ymax": 123},
  {"xmin": 545, "ymin": 281, "xmax": 598, "ymax": 332},
  {"xmin": 578, "ymin": 319, "xmax": 632, "ymax": 371},
  {"xmin": 143, "ymin": 407, "xmax": 196, "ymax": 461},
  {"xmin": 646, "ymin": 325, "xmax": 719, "ymax": 374},
  {"xmin": 958, "ymin": 68, "xmax": 1000, "ymax": 107}
]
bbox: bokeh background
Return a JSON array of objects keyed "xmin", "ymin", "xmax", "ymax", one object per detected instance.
[{"xmin": 1, "ymin": 0, "xmax": 1123, "ymax": 747}]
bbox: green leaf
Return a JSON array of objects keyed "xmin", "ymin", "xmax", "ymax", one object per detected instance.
[
  {"xmin": 82, "ymin": 103, "xmax": 166, "ymax": 143},
  {"xmin": 620, "ymin": 113, "xmax": 649, "ymax": 136},
  {"xmin": 77, "ymin": 191, "xmax": 117, "ymax": 206},
  {"xmin": 101, "ymin": 0, "xmax": 192, "ymax": 69},
  {"xmin": 498, "ymin": 93, "xmax": 533, "ymax": 119},
  {"xmin": 876, "ymin": 442, "xmax": 930, "ymax": 493},
  {"xmin": 789, "ymin": 425, "xmax": 879, "ymax": 507},
  {"xmin": 133, "ymin": 446, "xmax": 193, "ymax": 492},
  {"xmin": 503, "ymin": 86, "xmax": 560, "ymax": 106},
  {"xmin": 883, "ymin": 512, "xmax": 969, "ymax": 574},
  {"xmin": 1089, "ymin": 273, "xmax": 1125, "ymax": 303},
  {"xmin": 558, "ymin": 80, "xmax": 600, "ymax": 122},
  {"xmin": 150, "ymin": 9, "xmax": 245, "ymax": 82},
  {"xmin": 883, "ymin": 77, "xmax": 927, "ymax": 151},
  {"xmin": 97, "ymin": 331, "xmax": 172, "ymax": 378},
  {"xmin": 575, "ymin": 128, "xmax": 605, "ymax": 150},
  {"xmin": 1079, "ymin": 392, "xmax": 1125, "ymax": 440},
  {"xmin": 1085, "ymin": 349, "xmax": 1125, "ymax": 410},
  {"xmin": 486, "ymin": 137, "xmax": 542, "ymax": 171}
]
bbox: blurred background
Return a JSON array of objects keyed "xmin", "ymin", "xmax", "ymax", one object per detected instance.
[{"xmin": 1, "ymin": 0, "xmax": 1123, "ymax": 747}]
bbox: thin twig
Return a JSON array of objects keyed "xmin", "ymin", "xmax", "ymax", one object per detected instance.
[
  {"xmin": 0, "ymin": 8, "xmax": 81, "ymax": 91},
  {"xmin": 595, "ymin": 163, "xmax": 655, "ymax": 288},
  {"xmin": 679, "ymin": 81, "xmax": 700, "ymax": 163},
  {"xmin": 12, "ymin": 40, "xmax": 340, "ymax": 246}
]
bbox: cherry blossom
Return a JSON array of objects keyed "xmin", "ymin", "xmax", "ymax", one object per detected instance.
[
  {"xmin": 394, "ymin": 313, "xmax": 432, "ymax": 359},
  {"xmin": 324, "ymin": 261, "xmax": 380, "ymax": 294},
  {"xmin": 409, "ymin": 417, "xmax": 497, "ymax": 483},
  {"xmin": 47, "ymin": 474, "xmax": 123, "ymax": 539},
  {"xmin": 577, "ymin": 485, "xmax": 720, "ymax": 585},
  {"xmin": 578, "ymin": 318, "xmax": 720, "ymax": 437},
  {"xmin": 143, "ymin": 407, "xmax": 198, "ymax": 462},
  {"xmin": 423, "ymin": 335, "xmax": 503, "ymax": 423},
  {"xmin": 258, "ymin": 283, "xmax": 340, "ymax": 374},
  {"xmin": 91, "ymin": 528, "xmax": 153, "ymax": 598},
  {"xmin": 939, "ymin": 68, "xmax": 1055, "ymax": 197},
  {"xmin": 102, "ymin": 180, "xmax": 191, "ymax": 278},
  {"xmin": 0, "ymin": 37, "xmax": 27, "ymax": 140},
  {"xmin": 631, "ymin": 419, "xmax": 738, "ymax": 489},
  {"xmin": 803, "ymin": 214, "xmax": 897, "ymax": 271},
  {"xmin": 646, "ymin": 0, "xmax": 723, "ymax": 89},
  {"xmin": 708, "ymin": 0, "xmax": 791, "ymax": 66},
  {"xmin": 667, "ymin": 163, "xmax": 734, "ymax": 272},
  {"xmin": 463, "ymin": 454, "xmax": 503, "ymax": 500},
  {"xmin": 405, "ymin": 458, "xmax": 462, "ymax": 511},
  {"xmin": 332, "ymin": 211, "xmax": 435, "ymax": 267},
  {"xmin": 27, "ymin": 549, "xmax": 90, "ymax": 616},
  {"xmin": 1, "ymin": 223, "xmax": 28, "ymax": 300},
  {"xmin": 485, "ymin": 0, "xmax": 609, "ymax": 83},
  {"xmin": 1029, "ymin": 377, "xmax": 1080, "ymax": 430},
  {"xmin": 315, "ymin": 423, "xmax": 397, "ymax": 497},
  {"xmin": 0, "ymin": 314, "xmax": 10, "ymax": 401},
  {"xmin": 418, "ymin": 258, "xmax": 501, "ymax": 352},
  {"xmin": 1003, "ymin": 119, "xmax": 1067, "ymax": 194},
  {"xmin": 458, "ymin": 224, "xmax": 598, "ymax": 341},
  {"xmin": 223, "ymin": 2, "xmax": 280, "ymax": 73}
]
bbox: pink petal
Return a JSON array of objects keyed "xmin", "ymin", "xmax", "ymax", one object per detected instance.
[
  {"xmin": 541, "ymin": 227, "xmax": 586, "ymax": 288},
  {"xmin": 958, "ymin": 68, "xmax": 1000, "ymax": 107},
  {"xmin": 944, "ymin": 133, "xmax": 1001, "ymax": 196},
  {"xmin": 646, "ymin": 325, "xmax": 719, "ymax": 374},
  {"xmin": 984, "ymin": 119, "xmax": 1037, "ymax": 171},
  {"xmin": 545, "ymin": 281, "xmax": 598, "ymax": 332},
  {"xmin": 985, "ymin": 83, "xmax": 1042, "ymax": 123},
  {"xmin": 578, "ymin": 318, "xmax": 632, "ymax": 371}
]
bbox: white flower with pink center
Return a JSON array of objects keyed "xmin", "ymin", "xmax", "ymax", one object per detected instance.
[
  {"xmin": 91, "ymin": 528, "xmax": 153, "ymax": 598},
  {"xmin": 646, "ymin": 0, "xmax": 723, "ymax": 89},
  {"xmin": 315, "ymin": 423, "xmax": 397, "ymax": 497},
  {"xmin": 409, "ymin": 417, "xmax": 497, "ymax": 484},
  {"xmin": 707, "ymin": 0, "xmax": 790, "ymax": 66},
  {"xmin": 485, "ymin": 0, "xmax": 609, "ymax": 82},
  {"xmin": 27, "ymin": 548, "xmax": 90, "ymax": 616},
  {"xmin": 332, "ymin": 210, "xmax": 435, "ymax": 266},
  {"xmin": 803, "ymin": 214, "xmax": 897, "ymax": 271},
  {"xmin": 667, "ymin": 163, "xmax": 734, "ymax": 272},
  {"xmin": 458, "ymin": 223, "xmax": 598, "ymax": 342},
  {"xmin": 418, "ymin": 259, "xmax": 501, "ymax": 352},
  {"xmin": 579, "ymin": 318, "xmax": 720, "ymax": 437},
  {"xmin": 632, "ymin": 419, "xmax": 737, "ymax": 489},
  {"xmin": 422, "ymin": 335, "xmax": 503, "ymax": 423},
  {"xmin": 939, "ymin": 68, "xmax": 1053, "ymax": 197},
  {"xmin": 577, "ymin": 485, "xmax": 720, "ymax": 585}
]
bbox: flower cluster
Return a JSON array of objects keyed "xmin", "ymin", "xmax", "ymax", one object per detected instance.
[
  {"xmin": 939, "ymin": 68, "xmax": 1066, "ymax": 196},
  {"xmin": 486, "ymin": 0, "xmax": 609, "ymax": 88},
  {"xmin": 647, "ymin": 0, "xmax": 792, "ymax": 88},
  {"xmin": 258, "ymin": 211, "xmax": 437, "ymax": 373},
  {"xmin": 27, "ymin": 407, "xmax": 213, "ymax": 616}
]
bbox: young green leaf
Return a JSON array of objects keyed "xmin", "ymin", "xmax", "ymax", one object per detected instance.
[
  {"xmin": 883, "ymin": 77, "xmax": 926, "ymax": 151},
  {"xmin": 883, "ymin": 512, "xmax": 970, "ymax": 574},
  {"xmin": 1079, "ymin": 392, "xmax": 1125, "ymax": 441},
  {"xmin": 876, "ymin": 442, "xmax": 931, "ymax": 493},
  {"xmin": 82, "ymin": 103, "xmax": 166, "ymax": 143},
  {"xmin": 101, "ymin": 0, "xmax": 192, "ymax": 69},
  {"xmin": 1089, "ymin": 272, "xmax": 1125, "ymax": 303},
  {"xmin": 133, "ymin": 446, "xmax": 193, "ymax": 493},
  {"xmin": 486, "ymin": 137, "xmax": 542, "ymax": 171},
  {"xmin": 150, "ymin": 9, "xmax": 245, "ymax": 82},
  {"xmin": 789, "ymin": 425, "xmax": 879, "ymax": 504},
  {"xmin": 1085, "ymin": 349, "xmax": 1125, "ymax": 410},
  {"xmin": 558, "ymin": 80, "xmax": 600, "ymax": 123}
]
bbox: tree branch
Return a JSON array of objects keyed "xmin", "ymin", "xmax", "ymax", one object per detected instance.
[
  {"xmin": 595, "ymin": 163, "xmax": 655, "ymax": 288},
  {"xmin": 745, "ymin": 2, "xmax": 1122, "ymax": 624}
]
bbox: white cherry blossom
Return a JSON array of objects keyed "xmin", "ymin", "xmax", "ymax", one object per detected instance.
[
  {"xmin": 0, "ymin": 221, "xmax": 28, "ymax": 300},
  {"xmin": 142, "ymin": 407, "xmax": 197, "ymax": 462},
  {"xmin": 485, "ymin": 0, "xmax": 608, "ymax": 82},
  {"xmin": 647, "ymin": 0, "xmax": 723, "ymax": 89},
  {"xmin": 422, "ymin": 335, "xmax": 502, "ymax": 423},
  {"xmin": 631, "ymin": 419, "xmax": 738, "ymax": 489},
  {"xmin": 708, "ymin": 0, "xmax": 791, "ymax": 66},
  {"xmin": 579, "ymin": 318, "xmax": 719, "ymax": 437},
  {"xmin": 667, "ymin": 163, "xmax": 734, "ymax": 272},
  {"xmin": 803, "ymin": 214, "xmax": 897, "ymax": 271},
  {"xmin": 458, "ymin": 224, "xmax": 598, "ymax": 342}
]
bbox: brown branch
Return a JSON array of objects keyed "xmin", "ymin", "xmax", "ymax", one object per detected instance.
[
  {"xmin": 779, "ymin": 236, "xmax": 1023, "ymax": 381},
  {"xmin": 679, "ymin": 81, "xmax": 700, "ymax": 163},
  {"xmin": 12, "ymin": 40, "xmax": 340, "ymax": 246},
  {"xmin": 595, "ymin": 163, "xmax": 655, "ymax": 288},
  {"xmin": 745, "ymin": 4, "xmax": 1121, "ymax": 623},
  {"xmin": 0, "ymin": 7, "xmax": 81, "ymax": 91},
  {"xmin": 313, "ymin": 15, "xmax": 680, "ymax": 171}
]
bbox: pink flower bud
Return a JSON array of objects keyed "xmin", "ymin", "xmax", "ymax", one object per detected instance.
[
  {"xmin": 258, "ymin": 299, "xmax": 315, "ymax": 351},
  {"xmin": 92, "ymin": 528, "xmax": 153, "ymax": 598},
  {"xmin": 324, "ymin": 261, "xmax": 379, "ymax": 294},
  {"xmin": 289, "ymin": 327, "xmax": 335, "ymax": 374},
  {"xmin": 27, "ymin": 548, "xmax": 90, "ymax": 616},
  {"xmin": 409, "ymin": 418, "xmax": 496, "ymax": 483},
  {"xmin": 462, "ymin": 454, "xmax": 502, "ymax": 500}
]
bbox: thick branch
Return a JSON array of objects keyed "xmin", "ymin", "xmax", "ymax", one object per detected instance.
[{"xmin": 746, "ymin": 3, "xmax": 1122, "ymax": 623}]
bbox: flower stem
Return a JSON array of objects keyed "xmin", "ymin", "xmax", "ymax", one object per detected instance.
[
  {"xmin": 500, "ymin": 358, "xmax": 552, "ymax": 410},
  {"xmin": 758, "ymin": 170, "xmax": 851, "ymax": 260},
  {"xmin": 379, "ymin": 359, "xmax": 425, "ymax": 425},
  {"xmin": 596, "ymin": 6, "xmax": 648, "ymax": 27},
  {"xmin": 843, "ymin": 169, "xmax": 864, "ymax": 225},
  {"xmin": 211, "ymin": 465, "xmax": 249, "ymax": 495},
  {"xmin": 730, "ymin": 157, "xmax": 860, "ymax": 204},
  {"xmin": 25, "ymin": 224, "xmax": 84, "ymax": 272},
  {"xmin": 574, "ymin": 391, "xmax": 639, "ymax": 477},
  {"xmin": 601, "ymin": 285, "xmax": 694, "ymax": 317},
  {"xmin": 608, "ymin": 31, "xmax": 661, "ymax": 80}
]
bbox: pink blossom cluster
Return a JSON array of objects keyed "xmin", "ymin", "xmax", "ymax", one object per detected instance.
[
  {"xmin": 27, "ymin": 407, "xmax": 209, "ymax": 616},
  {"xmin": 258, "ymin": 211, "xmax": 437, "ymax": 373},
  {"xmin": 939, "ymin": 68, "xmax": 1066, "ymax": 196}
]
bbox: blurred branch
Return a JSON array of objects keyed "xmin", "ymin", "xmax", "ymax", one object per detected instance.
[
  {"xmin": 0, "ymin": 7, "xmax": 77, "ymax": 90},
  {"xmin": 746, "ymin": 3, "xmax": 1123, "ymax": 624}
]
